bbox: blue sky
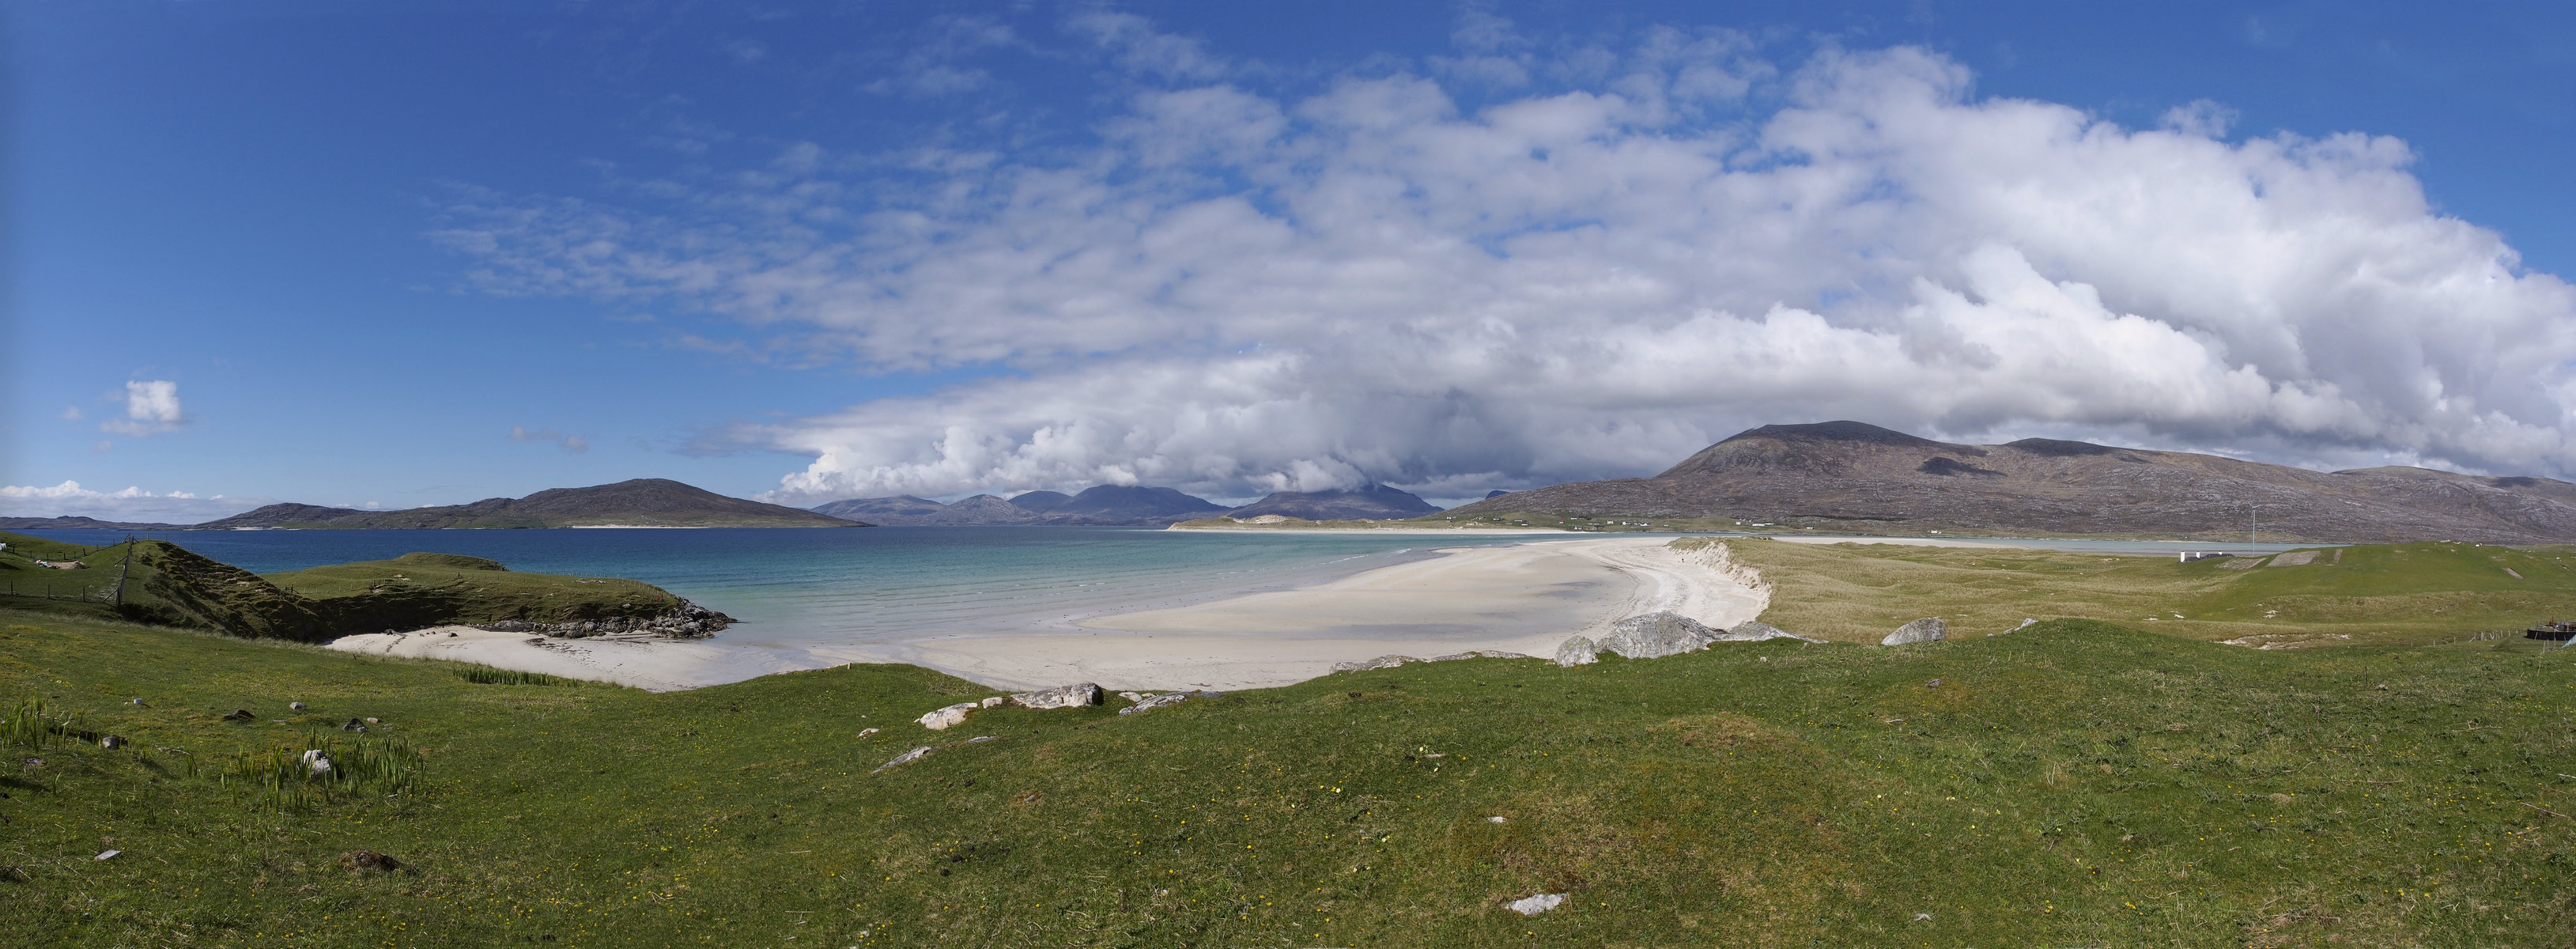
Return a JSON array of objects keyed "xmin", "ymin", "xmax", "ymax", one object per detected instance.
[{"xmin": 7, "ymin": 1, "xmax": 2575, "ymax": 521}]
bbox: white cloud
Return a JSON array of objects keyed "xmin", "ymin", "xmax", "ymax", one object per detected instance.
[
  {"xmin": 437, "ymin": 36, "xmax": 2576, "ymax": 503},
  {"xmin": 509, "ymin": 426, "xmax": 590, "ymax": 454},
  {"xmin": 60, "ymin": 406, "xmax": 82, "ymax": 421},
  {"xmin": 0, "ymin": 480, "xmax": 262, "ymax": 524},
  {"xmin": 100, "ymin": 380, "xmax": 187, "ymax": 436}
]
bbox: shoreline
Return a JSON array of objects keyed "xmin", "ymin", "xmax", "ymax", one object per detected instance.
[{"xmin": 324, "ymin": 535, "xmax": 1769, "ymax": 693}]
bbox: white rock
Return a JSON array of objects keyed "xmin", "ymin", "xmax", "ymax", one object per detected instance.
[
  {"xmin": 871, "ymin": 746, "xmax": 934, "ymax": 773},
  {"xmin": 916, "ymin": 702, "xmax": 978, "ymax": 731},
  {"xmin": 1507, "ymin": 893, "xmax": 1566, "ymax": 915},
  {"xmin": 1486, "ymin": 816, "xmax": 1507, "ymax": 823},
  {"xmin": 94, "ymin": 849, "xmax": 120, "ymax": 861},
  {"xmin": 289, "ymin": 701, "xmax": 307, "ymax": 711},
  {"xmin": 978, "ymin": 697, "xmax": 1007, "ymax": 709},
  {"xmin": 1009, "ymin": 683, "xmax": 1105, "ymax": 709},
  {"xmin": 1333, "ymin": 655, "xmax": 1416, "ymax": 672},
  {"xmin": 856, "ymin": 727, "xmax": 880, "ymax": 739},
  {"xmin": 1553, "ymin": 636, "xmax": 1600, "ymax": 667},
  {"xmin": 1116, "ymin": 691, "xmax": 1210, "ymax": 716},
  {"xmin": 1883, "ymin": 618, "xmax": 1947, "ymax": 645},
  {"xmin": 1719, "ymin": 620, "xmax": 1821, "ymax": 643},
  {"xmin": 1117, "ymin": 691, "xmax": 1145, "ymax": 703}
]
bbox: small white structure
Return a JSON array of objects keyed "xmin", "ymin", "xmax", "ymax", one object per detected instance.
[{"xmin": 2179, "ymin": 551, "xmax": 2233, "ymax": 563}]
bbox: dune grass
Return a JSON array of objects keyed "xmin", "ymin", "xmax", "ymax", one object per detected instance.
[
  {"xmin": 1718, "ymin": 538, "xmax": 2576, "ymax": 647},
  {"xmin": 5, "ymin": 599, "xmax": 2575, "ymax": 947}
]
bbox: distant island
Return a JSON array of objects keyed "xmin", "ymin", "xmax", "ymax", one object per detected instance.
[{"xmin": 1, "ymin": 478, "xmax": 869, "ymax": 531}]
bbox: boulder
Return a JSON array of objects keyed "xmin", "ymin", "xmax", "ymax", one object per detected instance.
[
  {"xmin": 1883, "ymin": 618, "xmax": 1947, "ymax": 645},
  {"xmin": 1008, "ymin": 683, "xmax": 1105, "ymax": 709},
  {"xmin": 1594, "ymin": 612, "xmax": 1720, "ymax": 659},
  {"xmin": 977, "ymin": 697, "xmax": 1007, "ymax": 709},
  {"xmin": 1553, "ymin": 636, "xmax": 1600, "ymax": 667},
  {"xmin": 916, "ymin": 702, "xmax": 978, "ymax": 731}
]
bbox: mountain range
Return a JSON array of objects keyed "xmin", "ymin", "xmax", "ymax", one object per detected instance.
[
  {"xmin": 1449, "ymin": 421, "xmax": 2576, "ymax": 543},
  {"xmin": 183, "ymin": 479, "xmax": 864, "ymax": 530},
  {"xmin": 811, "ymin": 483, "xmax": 1439, "ymax": 525}
]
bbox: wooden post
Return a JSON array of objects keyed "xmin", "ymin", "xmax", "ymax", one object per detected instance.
[{"xmin": 111, "ymin": 535, "xmax": 137, "ymax": 609}]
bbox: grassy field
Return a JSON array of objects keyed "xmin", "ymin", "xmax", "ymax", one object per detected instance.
[
  {"xmin": 1722, "ymin": 538, "xmax": 2576, "ymax": 648},
  {"xmin": 6, "ymin": 592, "xmax": 2576, "ymax": 947}
]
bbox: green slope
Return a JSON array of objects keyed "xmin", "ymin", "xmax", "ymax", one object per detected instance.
[{"xmin": 4, "ymin": 611, "xmax": 2572, "ymax": 947}]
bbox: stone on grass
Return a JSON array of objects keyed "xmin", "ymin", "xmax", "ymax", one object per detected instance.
[
  {"xmin": 1507, "ymin": 893, "xmax": 1566, "ymax": 915},
  {"xmin": 855, "ymin": 727, "xmax": 880, "ymax": 739},
  {"xmin": 1553, "ymin": 636, "xmax": 1600, "ymax": 667},
  {"xmin": 1117, "ymin": 691, "xmax": 1219, "ymax": 716},
  {"xmin": 97, "ymin": 735, "xmax": 125, "ymax": 750},
  {"xmin": 1882, "ymin": 618, "xmax": 1947, "ymax": 645},
  {"xmin": 94, "ymin": 850, "xmax": 119, "ymax": 862},
  {"xmin": 872, "ymin": 746, "xmax": 935, "ymax": 774},
  {"xmin": 978, "ymin": 697, "xmax": 1007, "ymax": 709},
  {"xmin": 1008, "ymin": 683, "xmax": 1104, "ymax": 709},
  {"xmin": 289, "ymin": 701, "xmax": 307, "ymax": 711},
  {"xmin": 916, "ymin": 702, "xmax": 978, "ymax": 731},
  {"xmin": 1332, "ymin": 656, "xmax": 1416, "ymax": 673},
  {"xmin": 1720, "ymin": 621, "xmax": 1820, "ymax": 643},
  {"xmin": 1594, "ymin": 612, "xmax": 1720, "ymax": 659}
]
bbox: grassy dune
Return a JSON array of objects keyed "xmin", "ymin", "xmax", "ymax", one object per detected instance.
[
  {"xmin": 6, "ymin": 593, "xmax": 2576, "ymax": 947},
  {"xmin": 1721, "ymin": 538, "xmax": 2576, "ymax": 648}
]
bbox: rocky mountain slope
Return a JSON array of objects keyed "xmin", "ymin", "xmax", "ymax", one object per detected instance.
[
  {"xmin": 193, "ymin": 479, "xmax": 866, "ymax": 530},
  {"xmin": 813, "ymin": 485, "xmax": 1229, "ymax": 526},
  {"xmin": 0, "ymin": 516, "xmax": 190, "ymax": 531},
  {"xmin": 1225, "ymin": 485, "xmax": 1440, "ymax": 520},
  {"xmin": 1449, "ymin": 421, "xmax": 2576, "ymax": 543}
]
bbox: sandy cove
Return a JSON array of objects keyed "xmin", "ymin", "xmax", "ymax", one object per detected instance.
[{"xmin": 326, "ymin": 536, "xmax": 1770, "ymax": 694}]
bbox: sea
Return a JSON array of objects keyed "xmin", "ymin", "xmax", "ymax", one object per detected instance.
[{"xmin": 10, "ymin": 526, "xmax": 2323, "ymax": 650}]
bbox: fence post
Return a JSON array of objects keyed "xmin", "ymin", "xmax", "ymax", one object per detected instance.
[{"xmin": 112, "ymin": 535, "xmax": 136, "ymax": 609}]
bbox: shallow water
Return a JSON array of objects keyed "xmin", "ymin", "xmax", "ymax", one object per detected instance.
[{"xmin": 13, "ymin": 526, "xmax": 1553, "ymax": 648}]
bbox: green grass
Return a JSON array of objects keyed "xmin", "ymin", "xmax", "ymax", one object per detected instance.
[
  {"xmin": 261, "ymin": 551, "xmax": 681, "ymax": 631},
  {"xmin": 4, "ymin": 606, "xmax": 2575, "ymax": 947},
  {"xmin": 1720, "ymin": 539, "xmax": 2576, "ymax": 648}
]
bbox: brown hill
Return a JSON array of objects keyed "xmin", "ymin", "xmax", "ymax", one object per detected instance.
[
  {"xmin": 1449, "ymin": 422, "xmax": 2576, "ymax": 543},
  {"xmin": 194, "ymin": 479, "xmax": 867, "ymax": 530}
]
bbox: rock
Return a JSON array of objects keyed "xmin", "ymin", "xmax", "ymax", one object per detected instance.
[
  {"xmin": 1506, "ymin": 893, "xmax": 1566, "ymax": 915},
  {"xmin": 342, "ymin": 719, "xmax": 366, "ymax": 732},
  {"xmin": 1595, "ymin": 612, "xmax": 1720, "ymax": 659},
  {"xmin": 1883, "ymin": 618, "xmax": 1947, "ymax": 645},
  {"xmin": 916, "ymin": 702, "xmax": 978, "ymax": 731},
  {"xmin": 871, "ymin": 746, "xmax": 935, "ymax": 773},
  {"xmin": 1008, "ymin": 683, "xmax": 1105, "ymax": 709},
  {"xmin": 856, "ymin": 727, "xmax": 880, "ymax": 739},
  {"xmin": 1116, "ymin": 691, "xmax": 1145, "ymax": 703},
  {"xmin": 302, "ymin": 750, "xmax": 332, "ymax": 776},
  {"xmin": 1554, "ymin": 636, "xmax": 1600, "ymax": 667},
  {"xmin": 977, "ymin": 697, "xmax": 1007, "ymax": 709},
  {"xmin": 966, "ymin": 735, "xmax": 997, "ymax": 743},
  {"xmin": 289, "ymin": 701, "xmax": 307, "ymax": 711},
  {"xmin": 364, "ymin": 717, "xmax": 380, "ymax": 724},
  {"xmin": 1118, "ymin": 691, "xmax": 1218, "ymax": 716},
  {"xmin": 221, "ymin": 709, "xmax": 255, "ymax": 721},
  {"xmin": 127, "ymin": 698, "xmax": 145, "ymax": 706},
  {"xmin": 97, "ymin": 735, "xmax": 125, "ymax": 750},
  {"xmin": 1332, "ymin": 655, "xmax": 1416, "ymax": 673},
  {"xmin": 1719, "ymin": 620, "xmax": 1819, "ymax": 643},
  {"xmin": 342, "ymin": 850, "xmax": 403, "ymax": 873},
  {"xmin": 1486, "ymin": 816, "xmax": 1507, "ymax": 823},
  {"xmin": 1424, "ymin": 650, "xmax": 1532, "ymax": 662},
  {"xmin": 94, "ymin": 849, "xmax": 120, "ymax": 862}
]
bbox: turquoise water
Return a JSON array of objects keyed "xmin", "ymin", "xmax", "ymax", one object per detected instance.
[
  {"xmin": 13, "ymin": 527, "xmax": 1549, "ymax": 647},
  {"xmin": 13, "ymin": 527, "xmax": 2330, "ymax": 649}
]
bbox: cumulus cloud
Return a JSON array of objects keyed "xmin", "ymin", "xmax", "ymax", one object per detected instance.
[
  {"xmin": 100, "ymin": 380, "xmax": 187, "ymax": 437},
  {"xmin": 436, "ymin": 30, "xmax": 2576, "ymax": 503},
  {"xmin": 509, "ymin": 426, "xmax": 590, "ymax": 453},
  {"xmin": 0, "ymin": 481, "xmax": 263, "ymax": 524}
]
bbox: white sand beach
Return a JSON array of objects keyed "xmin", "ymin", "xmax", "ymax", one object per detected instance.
[{"xmin": 323, "ymin": 535, "xmax": 1771, "ymax": 693}]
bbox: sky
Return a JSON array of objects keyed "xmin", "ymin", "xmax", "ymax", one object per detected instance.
[{"xmin": 7, "ymin": 1, "xmax": 2576, "ymax": 523}]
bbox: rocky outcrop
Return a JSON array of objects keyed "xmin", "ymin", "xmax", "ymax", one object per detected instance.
[
  {"xmin": 1553, "ymin": 635, "xmax": 1600, "ymax": 667},
  {"xmin": 1883, "ymin": 618, "xmax": 1947, "ymax": 645},
  {"xmin": 477, "ymin": 599, "xmax": 733, "ymax": 640},
  {"xmin": 1594, "ymin": 612, "xmax": 1721, "ymax": 659},
  {"xmin": 916, "ymin": 702, "xmax": 979, "ymax": 731},
  {"xmin": 1009, "ymin": 683, "xmax": 1105, "ymax": 709},
  {"xmin": 1116, "ymin": 690, "xmax": 1222, "ymax": 715}
]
